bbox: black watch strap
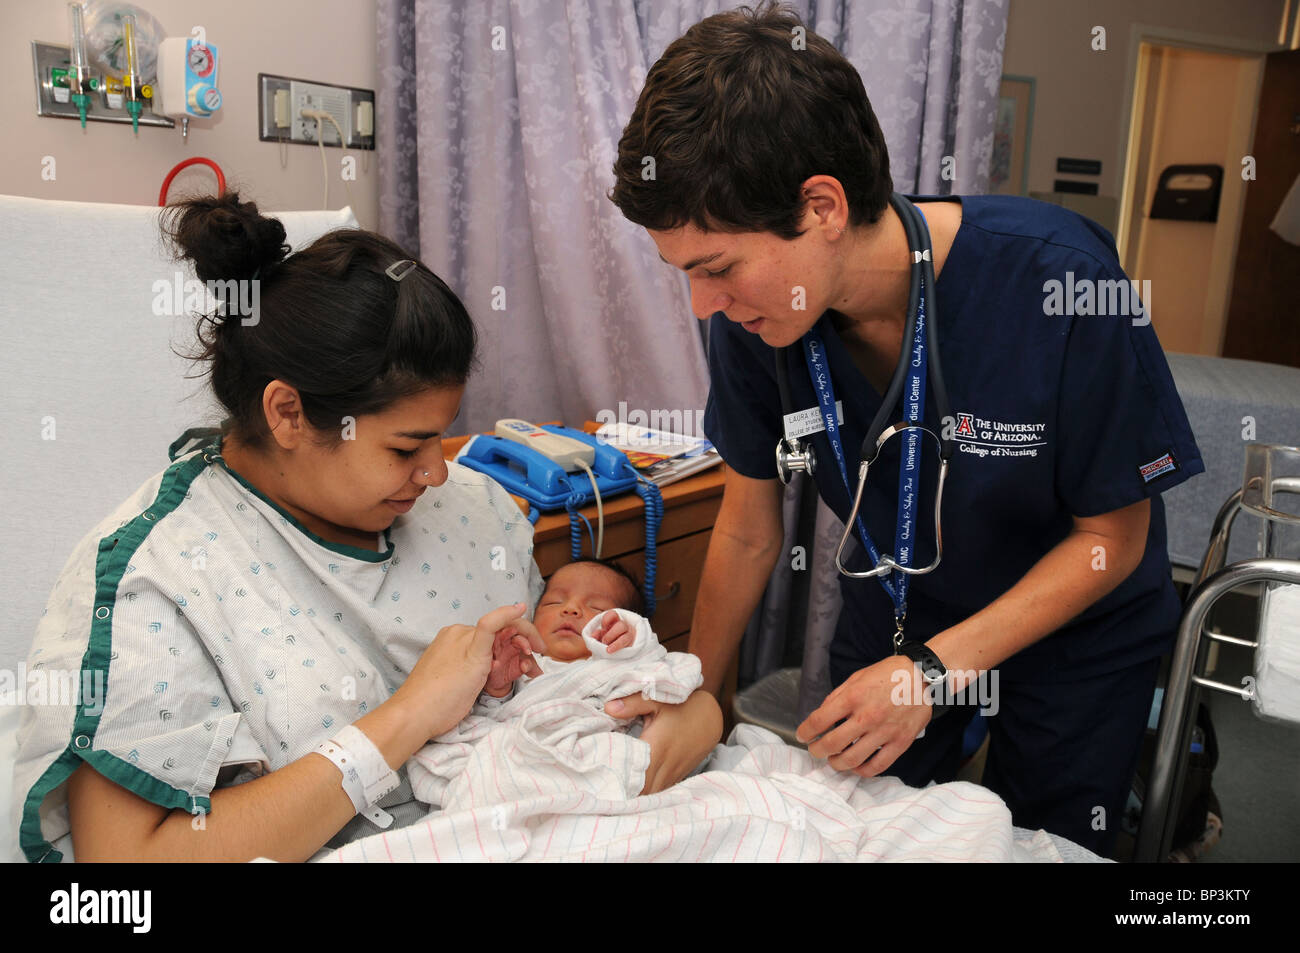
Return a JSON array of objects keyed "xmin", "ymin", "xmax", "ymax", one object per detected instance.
[{"xmin": 897, "ymin": 640, "xmax": 953, "ymax": 716}]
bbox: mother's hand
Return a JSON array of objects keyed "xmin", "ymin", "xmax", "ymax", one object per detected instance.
[
  {"xmin": 605, "ymin": 690, "xmax": 722, "ymax": 794},
  {"xmin": 395, "ymin": 602, "xmax": 529, "ymax": 740},
  {"xmin": 795, "ymin": 655, "xmax": 932, "ymax": 777}
]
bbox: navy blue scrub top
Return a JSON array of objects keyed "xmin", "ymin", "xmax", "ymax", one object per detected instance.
[{"xmin": 703, "ymin": 194, "xmax": 1204, "ymax": 684}]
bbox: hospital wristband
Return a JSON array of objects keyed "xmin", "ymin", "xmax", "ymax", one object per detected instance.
[
  {"xmin": 316, "ymin": 726, "xmax": 401, "ymax": 827},
  {"xmin": 335, "ymin": 724, "xmax": 401, "ymax": 806},
  {"xmin": 315, "ymin": 737, "xmax": 367, "ymax": 813}
]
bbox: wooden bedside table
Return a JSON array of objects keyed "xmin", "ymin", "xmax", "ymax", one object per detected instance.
[{"xmin": 442, "ymin": 422, "xmax": 738, "ymax": 715}]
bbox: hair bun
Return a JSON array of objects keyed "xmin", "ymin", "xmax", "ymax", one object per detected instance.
[{"xmin": 162, "ymin": 191, "xmax": 290, "ymax": 284}]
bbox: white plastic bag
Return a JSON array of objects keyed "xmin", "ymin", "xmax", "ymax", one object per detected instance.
[
  {"xmin": 1255, "ymin": 583, "xmax": 1300, "ymax": 725},
  {"xmin": 80, "ymin": 0, "xmax": 167, "ymax": 81}
]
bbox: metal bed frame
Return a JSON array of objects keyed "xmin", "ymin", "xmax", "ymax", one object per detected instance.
[{"xmin": 1135, "ymin": 473, "xmax": 1300, "ymax": 862}]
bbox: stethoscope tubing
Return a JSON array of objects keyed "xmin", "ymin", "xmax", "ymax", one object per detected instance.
[
  {"xmin": 773, "ymin": 193, "xmax": 954, "ymax": 460},
  {"xmin": 772, "ymin": 192, "xmax": 952, "ymax": 582}
]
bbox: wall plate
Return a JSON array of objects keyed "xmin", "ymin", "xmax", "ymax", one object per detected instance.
[
  {"xmin": 32, "ymin": 41, "xmax": 175, "ymax": 128},
  {"xmin": 258, "ymin": 72, "xmax": 375, "ymax": 150}
]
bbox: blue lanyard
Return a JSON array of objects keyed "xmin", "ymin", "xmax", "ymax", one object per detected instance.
[
  {"xmin": 893, "ymin": 276, "xmax": 928, "ymax": 622},
  {"xmin": 802, "ymin": 278, "xmax": 928, "ymax": 624}
]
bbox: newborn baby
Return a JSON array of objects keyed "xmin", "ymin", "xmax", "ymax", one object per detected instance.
[
  {"xmin": 482, "ymin": 557, "xmax": 646, "ymax": 696},
  {"xmin": 406, "ymin": 558, "xmax": 702, "ymax": 810}
]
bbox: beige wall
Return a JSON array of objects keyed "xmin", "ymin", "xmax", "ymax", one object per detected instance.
[
  {"xmin": 1003, "ymin": 0, "xmax": 1285, "ymax": 200},
  {"xmin": 7, "ymin": 1, "xmax": 1289, "ymax": 255},
  {"xmin": 4, "ymin": 0, "xmax": 380, "ymax": 230}
]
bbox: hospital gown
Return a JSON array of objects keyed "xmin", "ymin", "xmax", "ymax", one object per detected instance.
[{"xmin": 12, "ymin": 440, "xmax": 543, "ymax": 862}]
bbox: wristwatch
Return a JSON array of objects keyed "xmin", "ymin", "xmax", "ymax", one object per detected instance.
[{"xmin": 896, "ymin": 640, "xmax": 952, "ymax": 718}]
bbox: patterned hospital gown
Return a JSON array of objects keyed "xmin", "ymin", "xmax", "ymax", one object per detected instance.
[{"xmin": 12, "ymin": 439, "xmax": 543, "ymax": 862}]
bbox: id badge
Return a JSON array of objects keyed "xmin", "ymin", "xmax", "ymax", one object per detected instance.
[{"xmin": 783, "ymin": 401, "xmax": 843, "ymax": 442}]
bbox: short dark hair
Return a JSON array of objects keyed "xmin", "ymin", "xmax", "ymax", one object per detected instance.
[
  {"xmin": 162, "ymin": 191, "xmax": 478, "ymax": 453},
  {"xmin": 554, "ymin": 557, "xmax": 646, "ymax": 616},
  {"xmin": 609, "ymin": 1, "xmax": 893, "ymax": 239}
]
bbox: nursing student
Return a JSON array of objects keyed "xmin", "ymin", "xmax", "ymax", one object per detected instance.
[
  {"xmin": 609, "ymin": 4, "xmax": 1202, "ymax": 856},
  {"xmin": 13, "ymin": 193, "xmax": 721, "ymax": 863}
]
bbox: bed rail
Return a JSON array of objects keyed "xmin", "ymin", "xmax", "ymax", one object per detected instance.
[{"xmin": 1135, "ymin": 472, "xmax": 1300, "ymax": 861}]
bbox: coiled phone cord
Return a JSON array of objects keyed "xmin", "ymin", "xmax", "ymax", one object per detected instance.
[
  {"xmin": 561, "ymin": 462, "xmax": 605, "ymax": 560},
  {"xmin": 633, "ymin": 475, "xmax": 663, "ymax": 617},
  {"xmin": 564, "ymin": 488, "xmax": 596, "ymax": 561},
  {"xmin": 559, "ymin": 465, "xmax": 662, "ymax": 619}
]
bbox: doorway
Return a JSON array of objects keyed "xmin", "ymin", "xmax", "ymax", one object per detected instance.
[{"xmin": 1117, "ymin": 40, "xmax": 1265, "ymax": 357}]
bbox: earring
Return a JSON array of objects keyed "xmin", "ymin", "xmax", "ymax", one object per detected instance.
[{"xmin": 423, "ymin": 470, "xmax": 430, "ymax": 477}]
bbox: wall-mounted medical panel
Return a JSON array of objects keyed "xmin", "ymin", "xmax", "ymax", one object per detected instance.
[
  {"xmin": 32, "ymin": 41, "xmax": 175, "ymax": 128},
  {"xmin": 257, "ymin": 73, "xmax": 375, "ymax": 150}
]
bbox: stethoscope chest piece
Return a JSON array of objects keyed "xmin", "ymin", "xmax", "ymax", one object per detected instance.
[{"xmin": 775, "ymin": 435, "xmax": 817, "ymax": 485}]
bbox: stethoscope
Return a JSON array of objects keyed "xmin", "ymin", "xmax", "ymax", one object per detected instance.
[{"xmin": 773, "ymin": 192, "xmax": 955, "ymax": 644}]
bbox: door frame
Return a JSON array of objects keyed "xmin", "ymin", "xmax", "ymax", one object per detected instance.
[{"xmin": 1115, "ymin": 25, "xmax": 1272, "ymax": 355}]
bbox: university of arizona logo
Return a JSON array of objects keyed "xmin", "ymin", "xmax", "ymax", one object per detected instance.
[{"xmin": 950, "ymin": 410, "xmax": 1048, "ymax": 459}]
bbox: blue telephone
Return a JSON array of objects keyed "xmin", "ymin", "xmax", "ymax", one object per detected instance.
[
  {"xmin": 456, "ymin": 421, "xmax": 665, "ymax": 615},
  {"xmin": 457, "ymin": 422, "xmax": 638, "ymax": 511}
]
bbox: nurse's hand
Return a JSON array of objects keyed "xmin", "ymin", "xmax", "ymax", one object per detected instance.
[
  {"xmin": 795, "ymin": 656, "xmax": 933, "ymax": 777},
  {"xmin": 396, "ymin": 603, "xmax": 529, "ymax": 739},
  {"xmin": 606, "ymin": 690, "xmax": 722, "ymax": 794}
]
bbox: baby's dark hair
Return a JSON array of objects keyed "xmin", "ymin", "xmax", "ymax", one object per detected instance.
[
  {"xmin": 557, "ymin": 557, "xmax": 646, "ymax": 616},
  {"xmin": 161, "ymin": 191, "xmax": 478, "ymax": 453}
]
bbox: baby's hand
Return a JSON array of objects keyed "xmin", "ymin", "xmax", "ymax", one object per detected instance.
[
  {"xmin": 592, "ymin": 609, "xmax": 635, "ymax": 653},
  {"xmin": 484, "ymin": 617, "xmax": 545, "ymax": 697}
]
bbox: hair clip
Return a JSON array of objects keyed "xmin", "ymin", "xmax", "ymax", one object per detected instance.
[{"xmin": 386, "ymin": 259, "xmax": 418, "ymax": 282}]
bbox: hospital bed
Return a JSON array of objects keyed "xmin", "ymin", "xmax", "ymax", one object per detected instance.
[
  {"xmin": 0, "ymin": 193, "xmax": 360, "ymax": 862},
  {"xmin": 0, "ymin": 191, "xmax": 1097, "ymax": 864},
  {"xmin": 4, "ymin": 192, "xmax": 1293, "ymax": 863}
]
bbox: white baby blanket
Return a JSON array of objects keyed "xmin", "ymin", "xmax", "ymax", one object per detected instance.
[
  {"xmin": 406, "ymin": 609, "xmax": 700, "ymax": 810},
  {"xmin": 312, "ymin": 611, "xmax": 1068, "ymax": 862}
]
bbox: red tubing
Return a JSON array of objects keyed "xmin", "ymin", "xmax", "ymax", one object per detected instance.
[{"xmin": 158, "ymin": 157, "xmax": 227, "ymax": 206}]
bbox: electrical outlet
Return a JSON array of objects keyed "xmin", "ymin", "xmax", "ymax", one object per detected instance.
[
  {"xmin": 258, "ymin": 72, "xmax": 374, "ymax": 149},
  {"xmin": 292, "ymin": 82, "xmax": 348, "ymax": 143}
]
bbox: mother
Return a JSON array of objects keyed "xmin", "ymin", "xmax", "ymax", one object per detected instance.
[{"xmin": 14, "ymin": 193, "xmax": 721, "ymax": 862}]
